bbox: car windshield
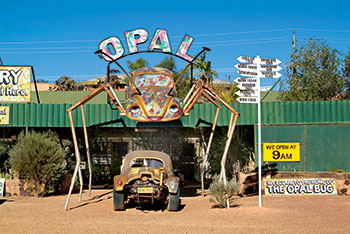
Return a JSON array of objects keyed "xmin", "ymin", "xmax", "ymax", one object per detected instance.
[
  {"xmin": 134, "ymin": 73, "xmax": 173, "ymax": 88},
  {"xmin": 130, "ymin": 158, "xmax": 164, "ymax": 168}
]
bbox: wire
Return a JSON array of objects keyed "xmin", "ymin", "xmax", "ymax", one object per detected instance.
[{"xmin": 0, "ymin": 28, "xmax": 293, "ymax": 45}]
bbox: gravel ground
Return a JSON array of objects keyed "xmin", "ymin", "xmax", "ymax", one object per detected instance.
[{"xmin": 0, "ymin": 189, "xmax": 349, "ymax": 234}]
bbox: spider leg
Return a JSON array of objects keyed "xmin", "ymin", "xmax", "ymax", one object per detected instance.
[
  {"xmin": 183, "ymin": 80, "xmax": 240, "ymax": 196},
  {"xmin": 65, "ymin": 83, "xmax": 125, "ymax": 210}
]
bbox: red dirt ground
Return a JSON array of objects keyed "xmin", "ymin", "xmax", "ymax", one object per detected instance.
[{"xmin": 1, "ymin": 189, "xmax": 349, "ymax": 233}]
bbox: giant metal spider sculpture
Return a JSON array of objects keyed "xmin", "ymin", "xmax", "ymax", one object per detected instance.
[{"xmin": 64, "ymin": 47, "xmax": 240, "ymax": 210}]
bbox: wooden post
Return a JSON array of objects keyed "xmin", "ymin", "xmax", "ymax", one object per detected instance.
[{"xmin": 81, "ymin": 105, "xmax": 92, "ymax": 198}]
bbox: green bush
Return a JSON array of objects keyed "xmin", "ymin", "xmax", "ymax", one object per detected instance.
[
  {"xmin": 209, "ymin": 174, "xmax": 241, "ymax": 208},
  {"xmin": 9, "ymin": 130, "xmax": 66, "ymax": 195}
]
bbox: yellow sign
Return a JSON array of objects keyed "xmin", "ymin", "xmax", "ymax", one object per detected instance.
[
  {"xmin": 0, "ymin": 106, "xmax": 10, "ymax": 125},
  {"xmin": 0, "ymin": 66, "xmax": 31, "ymax": 103},
  {"xmin": 263, "ymin": 142, "xmax": 300, "ymax": 161}
]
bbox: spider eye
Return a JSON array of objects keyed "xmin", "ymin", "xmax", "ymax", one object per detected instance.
[
  {"xmin": 169, "ymin": 105, "xmax": 179, "ymax": 113},
  {"xmin": 131, "ymin": 106, "xmax": 140, "ymax": 114}
]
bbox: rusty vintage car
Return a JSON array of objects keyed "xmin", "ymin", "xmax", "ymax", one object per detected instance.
[{"xmin": 113, "ymin": 150, "xmax": 180, "ymax": 211}]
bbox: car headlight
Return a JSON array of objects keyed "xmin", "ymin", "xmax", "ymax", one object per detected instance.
[
  {"xmin": 169, "ymin": 105, "xmax": 179, "ymax": 113},
  {"xmin": 130, "ymin": 105, "xmax": 140, "ymax": 114},
  {"xmin": 169, "ymin": 181, "xmax": 176, "ymax": 190}
]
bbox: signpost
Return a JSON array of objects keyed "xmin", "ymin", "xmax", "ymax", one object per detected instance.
[{"xmin": 235, "ymin": 55, "xmax": 281, "ymax": 208}]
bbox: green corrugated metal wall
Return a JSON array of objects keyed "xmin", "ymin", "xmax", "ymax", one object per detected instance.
[
  {"xmin": 30, "ymin": 91, "xmax": 125, "ymax": 104},
  {"xmin": 2, "ymin": 100, "xmax": 350, "ymax": 172},
  {"xmin": 260, "ymin": 124, "xmax": 350, "ymax": 172},
  {"xmin": 1, "ymin": 100, "xmax": 350, "ymax": 127}
]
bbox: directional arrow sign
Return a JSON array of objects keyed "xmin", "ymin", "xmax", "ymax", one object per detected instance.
[
  {"xmin": 260, "ymin": 64, "xmax": 282, "ymax": 72},
  {"xmin": 236, "ymin": 89, "xmax": 259, "ymax": 97},
  {"xmin": 260, "ymin": 71, "xmax": 281, "ymax": 78},
  {"xmin": 234, "ymin": 77, "xmax": 258, "ymax": 83},
  {"xmin": 238, "ymin": 82, "xmax": 259, "ymax": 90},
  {"xmin": 237, "ymin": 70, "xmax": 281, "ymax": 78},
  {"xmin": 237, "ymin": 70, "xmax": 259, "ymax": 77},
  {"xmin": 238, "ymin": 97, "xmax": 259, "ymax": 104},
  {"xmin": 234, "ymin": 63, "xmax": 258, "ymax": 71},
  {"xmin": 237, "ymin": 56, "xmax": 259, "ymax": 64},
  {"xmin": 260, "ymin": 57, "xmax": 281, "ymax": 65}
]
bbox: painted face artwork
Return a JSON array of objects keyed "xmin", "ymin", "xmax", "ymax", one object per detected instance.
[{"xmin": 99, "ymin": 28, "xmax": 194, "ymax": 62}]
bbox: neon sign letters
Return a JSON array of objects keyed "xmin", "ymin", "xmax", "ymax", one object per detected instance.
[{"xmin": 99, "ymin": 28, "xmax": 194, "ymax": 62}]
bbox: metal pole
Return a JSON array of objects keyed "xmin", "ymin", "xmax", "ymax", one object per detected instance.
[
  {"xmin": 257, "ymin": 55, "xmax": 262, "ymax": 208},
  {"xmin": 81, "ymin": 105, "xmax": 92, "ymax": 198},
  {"xmin": 201, "ymin": 107, "xmax": 220, "ymax": 197},
  {"xmin": 65, "ymin": 111, "xmax": 83, "ymax": 210}
]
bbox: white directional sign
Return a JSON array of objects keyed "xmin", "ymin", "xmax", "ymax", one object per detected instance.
[
  {"xmin": 237, "ymin": 70, "xmax": 281, "ymax": 78},
  {"xmin": 260, "ymin": 57, "xmax": 281, "ymax": 65},
  {"xmin": 260, "ymin": 64, "xmax": 282, "ymax": 72},
  {"xmin": 237, "ymin": 70, "xmax": 259, "ymax": 77},
  {"xmin": 236, "ymin": 89, "xmax": 259, "ymax": 97},
  {"xmin": 234, "ymin": 77, "xmax": 258, "ymax": 83},
  {"xmin": 237, "ymin": 56, "xmax": 281, "ymax": 65},
  {"xmin": 237, "ymin": 97, "xmax": 259, "ymax": 103},
  {"xmin": 237, "ymin": 56, "xmax": 259, "ymax": 64},
  {"xmin": 260, "ymin": 71, "xmax": 282, "ymax": 78},
  {"xmin": 234, "ymin": 63, "xmax": 258, "ymax": 71},
  {"xmin": 236, "ymin": 63, "xmax": 281, "ymax": 72},
  {"xmin": 237, "ymin": 82, "xmax": 259, "ymax": 90}
]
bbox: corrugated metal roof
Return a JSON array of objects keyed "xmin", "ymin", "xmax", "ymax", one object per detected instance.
[{"xmin": 1, "ymin": 100, "xmax": 350, "ymax": 128}]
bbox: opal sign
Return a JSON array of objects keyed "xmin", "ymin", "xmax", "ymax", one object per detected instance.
[{"xmin": 99, "ymin": 28, "xmax": 194, "ymax": 62}]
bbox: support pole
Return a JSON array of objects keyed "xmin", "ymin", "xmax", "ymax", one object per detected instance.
[
  {"xmin": 81, "ymin": 105, "xmax": 92, "ymax": 198},
  {"xmin": 65, "ymin": 111, "xmax": 84, "ymax": 210},
  {"xmin": 201, "ymin": 107, "xmax": 220, "ymax": 197}
]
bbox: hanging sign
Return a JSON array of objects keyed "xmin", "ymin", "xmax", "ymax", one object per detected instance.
[
  {"xmin": 0, "ymin": 66, "xmax": 31, "ymax": 103},
  {"xmin": 264, "ymin": 178, "xmax": 337, "ymax": 196},
  {"xmin": 99, "ymin": 28, "xmax": 195, "ymax": 62},
  {"xmin": 263, "ymin": 142, "xmax": 300, "ymax": 162},
  {"xmin": 0, "ymin": 106, "xmax": 10, "ymax": 125}
]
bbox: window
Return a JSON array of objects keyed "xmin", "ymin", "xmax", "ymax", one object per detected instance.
[{"xmin": 130, "ymin": 158, "xmax": 164, "ymax": 168}]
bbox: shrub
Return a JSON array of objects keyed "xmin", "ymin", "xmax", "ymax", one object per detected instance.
[
  {"xmin": 209, "ymin": 174, "xmax": 240, "ymax": 208},
  {"xmin": 9, "ymin": 130, "xmax": 66, "ymax": 196}
]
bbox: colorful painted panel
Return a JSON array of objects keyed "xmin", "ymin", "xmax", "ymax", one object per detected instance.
[
  {"xmin": 125, "ymin": 29, "xmax": 148, "ymax": 53},
  {"xmin": 0, "ymin": 66, "xmax": 31, "ymax": 103},
  {"xmin": 147, "ymin": 29, "xmax": 171, "ymax": 53},
  {"xmin": 264, "ymin": 178, "xmax": 337, "ymax": 196},
  {"xmin": 99, "ymin": 37, "xmax": 125, "ymax": 61},
  {"xmin": 134, "ymin": 74, "xmax": 173, "ymax": 88},
  {"xmin": 0, "ymin": 106, "xmax": 10, "ymax": 124},
  {"xmin": 176, "ymin": 35, "xmax": 194, "ymax": 61}
]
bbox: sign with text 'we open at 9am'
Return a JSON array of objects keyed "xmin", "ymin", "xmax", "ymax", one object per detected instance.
[{"xmin": 263, "ymin": 143, "xmax": 300, "ymax": 162}]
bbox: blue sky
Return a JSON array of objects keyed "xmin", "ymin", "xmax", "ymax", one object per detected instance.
[{"xmin": 2, "ymin": 0, "xmax": 350, "ymax": 88}]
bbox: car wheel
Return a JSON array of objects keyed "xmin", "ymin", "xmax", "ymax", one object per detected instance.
[
  {"xmin": 167, "ymin": 187, "xmax": 180, "ymax": 211},
  {"xmin": 113, "ymin": 189, "xmax": 125, "ymax": 211}
]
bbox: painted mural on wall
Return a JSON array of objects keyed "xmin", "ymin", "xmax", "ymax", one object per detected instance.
[
  {"xmin": 0, "ymin": 106, "xmax": 10, "ymax": 125},
  {"xmin": 264, "ymin": 178, "xmax": 337, "ymax": 196},
  {"xmin": 0, "ymin": 66, "xmax": 31, "ymax": 103}
]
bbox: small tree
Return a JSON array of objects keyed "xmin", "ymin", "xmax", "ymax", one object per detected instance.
[
  {"xmin": 9, "ymin": 130, "xmax": 66, "ymax": 196},
  {"xmin": 209, "ymin": 174, "xmax": 240, "ymax": 208}
]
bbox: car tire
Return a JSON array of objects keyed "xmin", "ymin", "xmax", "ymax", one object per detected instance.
[
  {"xmin": 167, "ymin": 187, "xmax": 180, "ymax": 211},
  {"xmin": 113, "ymin": 190, "xmax": 125, "ymax": 211}
]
